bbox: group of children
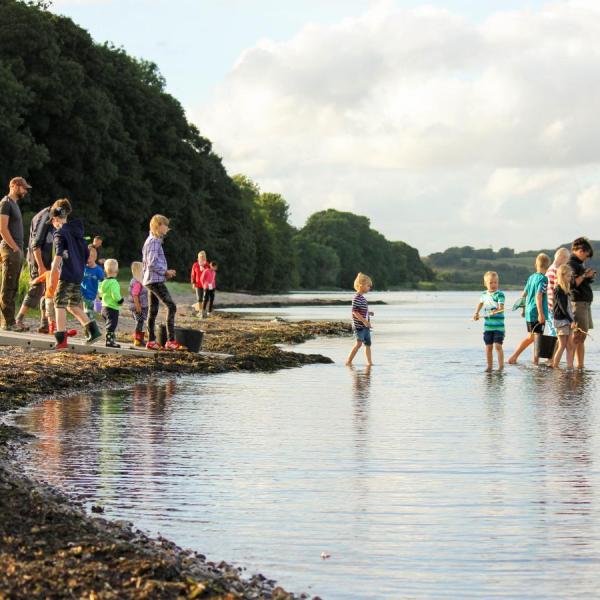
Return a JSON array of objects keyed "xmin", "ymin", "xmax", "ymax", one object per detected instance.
[
  {"xmin": 344, "ymin": 237, "xmax": 595, "ymax": 371},
  {"xmin": 474, "ymin": 237, "xmax": 595, "ymax": 371},
  {"xmin": 30, "ymin": 203, "xmax": 218, "ymax": 351}
]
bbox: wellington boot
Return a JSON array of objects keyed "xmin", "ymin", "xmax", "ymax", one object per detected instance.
[
  {"xmin": 54, "ymin": 331, "xmax": 68, "ymax": 350},
  {"xmin": 84, "ymin": 320, "xmax": 102, "ymax": 345},
  {"xmin": 133, "ymin": 331, "xmax": 143, "ymax": 347},
  {"xmin": 105, "ymin": 331, "xmax": 121, "ymax": 348}
]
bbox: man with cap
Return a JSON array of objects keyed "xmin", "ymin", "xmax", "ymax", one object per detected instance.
[{"xmin": 0, "ymin": 177, "xmax": 30, "ymax": 331}]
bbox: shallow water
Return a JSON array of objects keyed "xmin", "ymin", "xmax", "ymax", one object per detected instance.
[{"xmin": 10, "ymin": 292, "xmax": 600, "ymax": 599}]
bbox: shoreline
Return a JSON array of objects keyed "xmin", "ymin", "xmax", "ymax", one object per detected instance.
[{"xmin": 0, "ymin": 310, "xmax": 349, "ymax": 599}]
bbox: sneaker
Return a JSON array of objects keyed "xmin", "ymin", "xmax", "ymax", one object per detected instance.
[
  {"xmin": 14, "ymin": 320, "xmax": 29, "ymax": 332},
  {"xmin": 164, "ymin": 340, "xmax": 186, "ymax": 351},
  {"xmin": 146, "ymin": 340, "xmax": 162, "ymax": 350},
  {"xmin": 37, "ymin": 324, "xmax": 49, "ymax": 334},
  {"xmin": 2, "ymin": 323, "xmax": 27, "ymax": 332},
  {"xmin": 66, "ymin": 329, "xmax": 77, "ymax": 337}
]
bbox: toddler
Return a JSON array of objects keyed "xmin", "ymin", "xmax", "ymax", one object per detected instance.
[
  {"xmin": 81, "ymin": 246, "xmax": 104, "ymax": 321},
  {"xmin": 99, "ymin": 258, "xmax": 124, "ymax": 348},
  {"xmin": 129, "ymin": 261, "xmax": 148, "ymax": 347}
]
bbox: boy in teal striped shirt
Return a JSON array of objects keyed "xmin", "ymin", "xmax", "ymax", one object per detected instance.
[{"xmin": 473, "ymin": 271, "xmax": 505, "ymax": 371}]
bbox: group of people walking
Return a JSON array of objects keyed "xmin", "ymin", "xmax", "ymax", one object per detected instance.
[{"xmin": 0, "ymin": 177, "xmax": 217, "ymax": 352}]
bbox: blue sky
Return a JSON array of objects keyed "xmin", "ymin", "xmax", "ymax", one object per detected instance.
[{"xmin": 51, "ymin": 1, "xmax": 600, "ymax": 253}]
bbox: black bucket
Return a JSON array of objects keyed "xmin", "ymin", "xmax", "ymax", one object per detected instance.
[
  {"xmin": 535, "ymin": 334, "xmax": 557, "ymax": 359},
  {"xmin": 158, "ymin": 325, "xmax": 203, "ymax": 352},
  {"xmin": 174, "ymin": 327, "xmax": 203, "ymax": 352}
]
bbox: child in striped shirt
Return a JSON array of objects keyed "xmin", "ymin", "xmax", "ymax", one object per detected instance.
[
  {"xmin": 473, "ymin": 271, "xmax": 505, "ymax": 371},
  {"xmin": 345, "ymin": 272, "xmax": 374, "ymax": 367}
]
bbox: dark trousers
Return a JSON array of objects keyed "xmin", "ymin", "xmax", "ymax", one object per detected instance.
[
  {"xmin": 0, "ymin": 245, "xmax": 23, "ymax": 328},
  {"xmin": 101, "ymin": 307, "xmax": 119, "ymax": 333},
  {"xmin": 202, "ymin": 289, "xmax": 215, "ymax": 313},
  {"xmin": 130, "ymin": 306, "xmax": 148, "ymax": 333},
  {"xmin": 146, "ymin": 282, "xmax": 177, "ymax": 342},
  {"xmin": 195, "ymin": 288, "xmax": 203, "ymax": 304},
  {"xmin": 22, "ymin": 258, "xmax": 50, "ymax": 310}
]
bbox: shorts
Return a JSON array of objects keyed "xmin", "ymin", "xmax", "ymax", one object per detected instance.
[
  {"xmin": 54, "ymin": 281, "xmax": 82, "ymax": 308},
  {"xmin": 555, "ymin": 323, "xmax": 573, "ymax": 336},
  {"xmin": 354, "ymin": 327, "xmax": 372, "ymax": 347},
  {"xmin": 573, "ymin": 301, "xmax": 593, "ymax": 332},
  {"xmin": 483, "ymin": 330, "xmax": 504, "ymax": 345},
  {"xmin": 527, "ymin": 321, "xmax": 545, "ymax": 334}
]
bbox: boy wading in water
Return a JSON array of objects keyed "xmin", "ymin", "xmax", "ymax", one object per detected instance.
[
  {"xmin": 345, "ymin": 272, "xmax": 374, "ymax": 367},
  {"xmin": 508, "ymin": 253, "xmax": 551, "ymax": 365},
  {"xmin": 473, "ymin": 271, "xmax": 505, "ymax": 371}
]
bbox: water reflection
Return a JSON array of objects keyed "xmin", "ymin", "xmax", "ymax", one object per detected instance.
[{"xmin": 10, "ymin": 292, "xmax": 600, "ymax": 599}]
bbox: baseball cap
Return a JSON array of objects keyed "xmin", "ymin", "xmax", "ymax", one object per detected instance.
[{"xmin": 10, "ymin": 176, "xmax": 32, "ymax": 189}]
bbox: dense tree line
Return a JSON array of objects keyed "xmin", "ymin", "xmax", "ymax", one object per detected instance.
[{"xmin": 1, "ymin": 0, "xmax": 431, "ymax": 291}]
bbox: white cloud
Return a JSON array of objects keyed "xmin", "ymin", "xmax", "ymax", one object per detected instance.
[{"xmin": 195, "ymin": 1, "xmax": 600, "ymax": 253}]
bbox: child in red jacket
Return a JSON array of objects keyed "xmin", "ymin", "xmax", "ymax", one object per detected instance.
[
  {"xmin": 200, "ymin": 261, "xmax": 217, "ymax": 318},
  {"xmin": 190, "ymin": 250, "xmax": 207, "ymax": 315}
]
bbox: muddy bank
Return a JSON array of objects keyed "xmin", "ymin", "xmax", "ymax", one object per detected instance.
[{"xmin": 0, "ymin": 313, "xmax": 349, "ymax": 599}]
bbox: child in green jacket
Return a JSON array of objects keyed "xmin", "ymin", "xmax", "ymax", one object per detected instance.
[{"xmin": 99, "ymin": 259, "xmax": 124, "ymax": 348}]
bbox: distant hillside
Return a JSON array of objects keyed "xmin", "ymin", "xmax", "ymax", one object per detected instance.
[{"xmin": 426, "ymin": 242, "xmax": 600, "ymax": 288}]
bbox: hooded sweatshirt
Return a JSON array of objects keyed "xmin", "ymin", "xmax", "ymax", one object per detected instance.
[{"xmin": 53, "ymin": 219, "xmax": 89, "ymax": 284}]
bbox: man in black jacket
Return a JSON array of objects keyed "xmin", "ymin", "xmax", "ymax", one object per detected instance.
[{"xmin": 15, "ymin": 204, "xmax": 56, "ymax": 332}]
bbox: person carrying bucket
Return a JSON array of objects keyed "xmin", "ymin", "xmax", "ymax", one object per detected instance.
[{"xmin": 508, "ymin": 253, "xmax": 550, "ymax": 366}]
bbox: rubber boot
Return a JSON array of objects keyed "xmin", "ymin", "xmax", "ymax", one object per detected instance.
[
  {"xmin": 54, "ymin": 331, "xmax": 68, "ymax": 350},
  {"xmin": 84, "ymin": 320, "xmax": 102, "ymax": 344},
  {"xmin": 105, "ymin": 331, "xmax": 121, "ymax": 348},
  {"xmin": 48, "ymin": 321, "xmax": 56, "ymax": 335},
  {"xmin": 133, "ymin": 331, "xmax": 142, "ymax": 347},
  {"xmin": 38, "ymin": 317, "xmax": 49, "ymax": 334}
]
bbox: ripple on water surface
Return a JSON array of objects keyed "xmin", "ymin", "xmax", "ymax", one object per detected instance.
[{"xmin": 11, "ymin": 292, "xmax": 600, "ymax": 599}]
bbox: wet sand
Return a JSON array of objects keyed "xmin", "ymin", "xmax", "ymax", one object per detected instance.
[{"xmin": 0, "ymin": 307, "xmax": 349, "ymax": 599}]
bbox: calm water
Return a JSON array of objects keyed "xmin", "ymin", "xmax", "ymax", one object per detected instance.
[{"xmin": 9, "ymin": 292, "xmax": 600, "ymax": 599}]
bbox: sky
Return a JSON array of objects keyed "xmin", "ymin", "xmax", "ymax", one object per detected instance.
[{"xmin": 51, "ymin": 0, "xmax": 600, "ymax": 255}]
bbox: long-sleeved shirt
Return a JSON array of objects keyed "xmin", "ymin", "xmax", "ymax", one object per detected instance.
[
  {"xmin": 99, "ymin": 277, "xmax": 124, "ymax": 311},
  {"xmin": 190, "ymin": 260, "xmax": 207, "ymax": 288},
  {"xmin": 200, "ymin": 267, "xmax": 216, "ymax": 290},
  {"xmin": 142, "ymin": 233, "xmax": 167, "ymax": 286}
]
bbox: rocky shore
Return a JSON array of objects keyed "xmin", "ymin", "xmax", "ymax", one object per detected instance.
[{"xmin": 0, "ymin": 309, "xmax": 350, "ymax": 599}]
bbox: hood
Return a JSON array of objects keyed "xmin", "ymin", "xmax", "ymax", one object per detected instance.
[{"xmin": 60, "ymin": 218, "xmax": 84, "ymax": 237}]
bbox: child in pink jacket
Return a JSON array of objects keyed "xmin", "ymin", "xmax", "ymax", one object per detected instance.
[{"xmin": 200, "ymin": 261, "xmax": 217, "ymax": 318}]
